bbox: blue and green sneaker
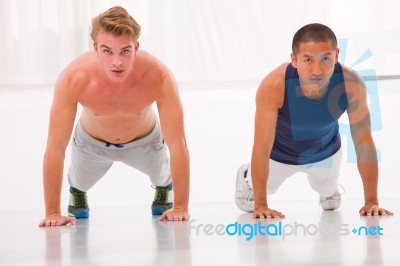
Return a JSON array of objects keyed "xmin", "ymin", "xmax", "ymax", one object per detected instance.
[
  {"xmin": 68, "ymin": 187, "xmax": 90, "ymax": 219},
  {"xmin": 151, "ymin": 183, "xmax": 173, "ymax": 215}
]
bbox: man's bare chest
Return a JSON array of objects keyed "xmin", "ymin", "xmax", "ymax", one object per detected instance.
[{"xmin": 79, "ymin": 86, "xmax": 156, "ymax": 117}]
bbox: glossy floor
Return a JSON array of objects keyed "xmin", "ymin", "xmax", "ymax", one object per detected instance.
[{"xmin": 0, "ymin": 199, "xmax": 399, "ymax": 266}]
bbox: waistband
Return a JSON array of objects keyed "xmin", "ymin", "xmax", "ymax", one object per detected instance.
[{"xmin": 75, "ymin": 118, "xmax": 161, "ymax": 150}]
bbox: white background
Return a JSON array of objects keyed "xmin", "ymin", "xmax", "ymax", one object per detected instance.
[
  {"xmin": 0, "ymin": 0, "xmax": 399, "ymax": 213},
  {"xmin": 0, "ymin": 0, "xmax": 399, "ymax": 85}
]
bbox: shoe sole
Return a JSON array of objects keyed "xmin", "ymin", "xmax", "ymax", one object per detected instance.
[
  {"xmin": 320, "ymin": 190, "xmax": 342, "ymax": 211},
  {"xmin": 68, "ymin": 211, "xmax": 89, "ymax": 219},
  {"xmin": 321, "ymin": 200, "xmax": 341, "ymax": 211},
  {"xmin": 152, "ymin": 208, "xmax": 165, "ymax": 215},
  {"xmin": 151, "ymin": 203, "xmax": 173, "ymax": 216}
]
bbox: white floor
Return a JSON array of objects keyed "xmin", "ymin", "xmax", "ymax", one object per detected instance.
[
  {"xmin": 0, "ymin": 80, "xmax": 399, "ymax": 265},
  {"xmin": 1, "ymin": 200, "xmax": 399, "ymax": 266}
]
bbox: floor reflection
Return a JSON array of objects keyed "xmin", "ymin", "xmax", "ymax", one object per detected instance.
[{"xmin": 151, "ymin": 217, "xmax": 192, "ymax": 266}]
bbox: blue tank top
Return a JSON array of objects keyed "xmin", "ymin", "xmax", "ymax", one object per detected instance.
[{"xmin": 270, "ymin": 63, "xmax": 348, "ymax": 165}]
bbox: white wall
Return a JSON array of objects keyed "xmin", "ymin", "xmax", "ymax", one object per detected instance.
[{"xmin": 0, "ymin": 0, "xmax": 399, "ymax": 86}]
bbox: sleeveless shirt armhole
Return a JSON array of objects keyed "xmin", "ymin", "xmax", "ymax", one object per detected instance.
[
  {"xmin": 335, "ymin": 63, "xmax": 349, "ymax": 111},
  {"xmin": 279, "ymin": 64, "xmax": 292, "ymax": 114}
]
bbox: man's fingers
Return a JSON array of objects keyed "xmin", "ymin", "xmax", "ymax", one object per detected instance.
[
  {"xmin": 379, "ymin": 209, "xmax": 388, "ymax": 216},
  {"xmin": 158, "ymin": 212, "xmax": 167, "ymax": 221},
  {"xmin": 272, "ymin": 211, "xmax": 285, "ymax": 218},
  {"xmin": 252, "ymin": 211, "xmax": 267, "ymax": 219},
  {"xmin": 377, "ymin": 208, "xmax": 393, "ymax": 216},
  {"xmin": 158, "ymin": 211, "xmax": 190, "ymax": 222},
  {"xmin": 360, "ymin": 207, "xmax": 394, "ymax": 216},
  {"xmin": 252, "ymin": 210, "xmax": 285, "ymax": 219},
  {"xmin": 172, "ymin": 216, "xmax": 180, "ymax": 221},
  {"xmin": 39, "ymin": 216, "xmax": 77, "ymax": 227},
  {"xmin": 383, "ymin": 209, "xmax": 394, "ymax": 215}
]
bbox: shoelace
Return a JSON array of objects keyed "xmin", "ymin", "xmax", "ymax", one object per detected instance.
[
  {"xmin": 319, "ymin": 184, "xmax": 345, "ymax": 207},
  {"xmin": 242, "ymin": 168, "xmax": 254, "ymax": 207},
  {"xmin": 153, "ymin": 186, "xmax": 168, "ymax": 204},
  {"xmin": 244, "ymin": 187, "xmax": 255, "ymax": 208},
  {"xmin": 326, "ymin": 184, "xmax": 345, "ymax": 199},
  {"xmin": 72, "ymin": 191, "xmax": 88, "ymax": 208},
  {"xmin": 337, "ymin": 184, "xmax": 345, "ymax": 196},
  {"xmin": 324, "ymin": 184, "xmax": 345, "ymax": 199}
]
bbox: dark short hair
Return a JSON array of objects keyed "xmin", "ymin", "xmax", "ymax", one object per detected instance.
[{"xmin": 292, "ymin": 23, "xmax": 337, "ymax": 55}]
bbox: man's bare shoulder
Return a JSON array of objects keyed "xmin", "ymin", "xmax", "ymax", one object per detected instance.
[
  {"xmin": 260, "ymin": 63, "xmax": 289, "ymax": 89},
  {"xmin": 340, "ymin": 65, "xmax": 367, "ymax": 102},
  {"xmin": 135, "ymin": 51, "xmax": 174, "ymax": 87},
  {"xmin": 56, "ymin": 51, "xmax": 98, "ymax": 93},
  {"xmin": 341, "ymin": 65, "xmax": 364, "ymax": 84},
  {"xmin": 257, "ymin": 63, "xmax": 288, "ymax": 106}
]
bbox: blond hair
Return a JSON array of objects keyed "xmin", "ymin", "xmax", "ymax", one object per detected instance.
[{"xmin": 90, "ymin": 6, "xmax": 141, "ymax": 42}]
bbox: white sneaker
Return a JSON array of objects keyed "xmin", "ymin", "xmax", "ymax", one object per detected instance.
[
  {"xmin": 320, "ymin": 186, "xmax": 345, "ymax": 211},
  {"xmin": 235, "ymin": 164, "xmax": 254, "ymax": 212}
]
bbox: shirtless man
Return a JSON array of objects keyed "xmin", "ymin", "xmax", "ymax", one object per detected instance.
[
  {"xmin": 235, "ymin": 23, "xmax": 393, "ymax": 218},
  {"xmin": 39, "ymin": 6, "xmax": 190, "ymax": 227}
]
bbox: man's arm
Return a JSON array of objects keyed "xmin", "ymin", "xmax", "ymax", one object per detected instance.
[
  {"xmin": 156, "ymin": 68, "xmax": 190, "ymax": 221},
  {"xmin": 39, "ymin": 71, "xmax": 81, "ymax": 227},
  {"xmin": 344, "ymin": 68, "xmax": 393, "ymax": 216},
  {"xmin": 251, "ymin": 64, "xmax": 286, "ymax": 219}
]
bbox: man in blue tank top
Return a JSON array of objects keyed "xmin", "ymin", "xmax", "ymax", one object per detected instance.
[{"xmin": 235, "ymin": 23, "xmax": 393, "ymax": 218}]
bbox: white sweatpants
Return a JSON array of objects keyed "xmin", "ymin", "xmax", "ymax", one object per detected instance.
[{"xmin": 246, "ymin": 148, "xmax": 342, "ymax": 197}]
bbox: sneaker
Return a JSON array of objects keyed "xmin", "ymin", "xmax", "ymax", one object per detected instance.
[
  {"xmin": 68, "ymin": 187, "xmax": 90, "ymax": 218},
  {"xmin": 151, "ymin": 183, "xmax": 173, "ymax": 215},
  {"xmin": 320, "ymin": 185, "xmax": 345, "ymax": 211},
  {"xmin": 235, "ymin": 164, "xmax": 254, "ymax": 212}
]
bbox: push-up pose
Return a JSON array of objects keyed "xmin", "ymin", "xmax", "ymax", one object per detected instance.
[
  {"xmin": 39, "ymin": 6, "xmax": 190, "ymax": 227},
  {"xmin": 236, "ymin": 23, "xmax": 393, "ymax": 218}
]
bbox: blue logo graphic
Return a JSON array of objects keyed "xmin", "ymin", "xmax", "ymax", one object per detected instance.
[
  {"xmin": 287, "ymin": 39, "xmax": 383, "ymax": 166},
  {"xmin": 351, "ymin": 225, "xmax": 383, "ymax": 236},
  {"xmin": 189, "ymin": 220, "xmax": 384, "ymax": 241},
  {"xmin": 338, "ymin": 39, "xmax": 382, "ymax": 163}
]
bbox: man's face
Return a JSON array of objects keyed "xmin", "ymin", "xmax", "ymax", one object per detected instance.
[
  {"xmin": 291, "ymin": 41, "xmax": 339, "ymax": 92},
  {"xmin": 94, "ymin": 31, "xmax": 139, "ymax": 83}
]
